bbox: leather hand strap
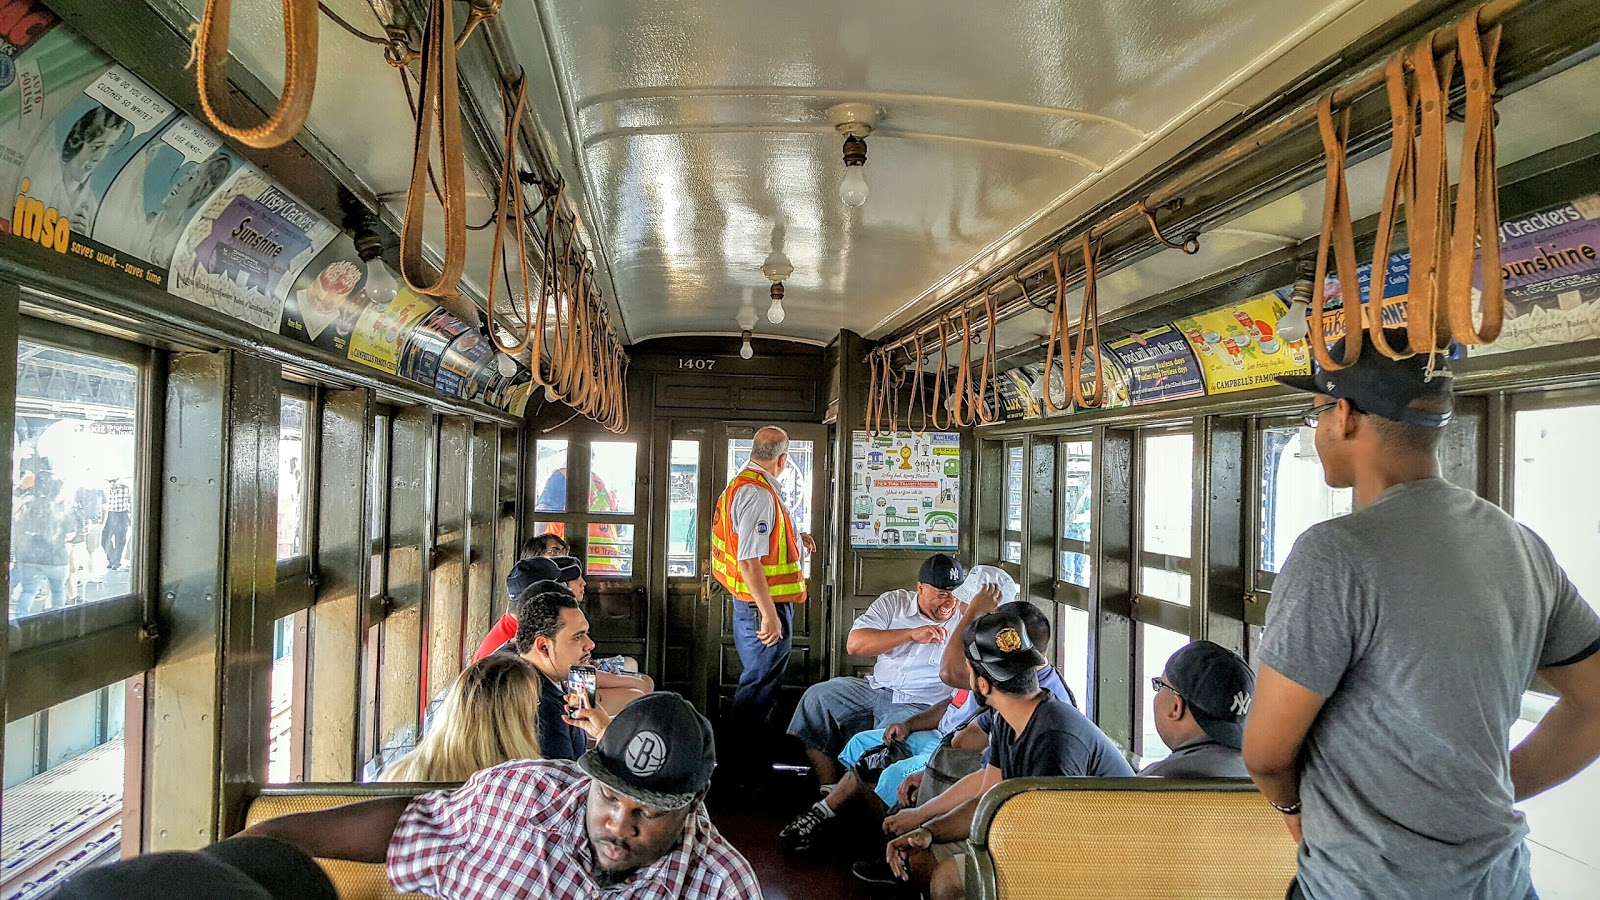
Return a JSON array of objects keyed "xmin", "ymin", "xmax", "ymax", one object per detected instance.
[
  {"xmin": 400, "ymin": 0, "xmax": 467, "ymax": 298},
  {"xmin": 1071, "ymin": 234, "xmax": 1103, "ymax": 408},
  {"xmin": 1041, "ymin": 253, "xmax": 1071, "ymax": 413},
  {"xmin": 950, "ymin": 308, "xmax": 975, "ymax": 428},
  {"xmin": 975, "ymin": 291, "xmax": 1000, "ymax": 424},
  {"xmin": 195, "ymin": 0, "xmax": 318, "ymax": 149},
  {"xmin": 929, "ymin": 317, "xmax": 951, "ymax": 431},
  {"xmin": 1409, "ymin": 37, "xmax": 1456, "ymax": 361},
  {"xmin": 487, "ymin": 76, "xmax": 532, "ymax": 356},
  {"xmin": 1366, "ymin": 54, "xmax": 1417, "ymax": 360},
  {"xmin": 1310, "ymin": 93, "xmax": 1365, "ymax": 371},
  {"xmin": 1447, "ymin": 8, "xmax": 1504, "ymax": 346}
]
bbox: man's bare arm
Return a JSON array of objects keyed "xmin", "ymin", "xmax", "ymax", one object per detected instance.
[{"xmin": 241, "ymin": 796, "xmax": 414, "ymax": 864}]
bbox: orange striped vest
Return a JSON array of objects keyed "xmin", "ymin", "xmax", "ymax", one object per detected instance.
[{"xmin": 710, "ymin": 467, "xmax": 807, "ymax": 603}]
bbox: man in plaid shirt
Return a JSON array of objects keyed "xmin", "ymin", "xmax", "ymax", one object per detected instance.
[{"xmin": 246, "ymin": 693, "xmax": 760, "ymax": 898}]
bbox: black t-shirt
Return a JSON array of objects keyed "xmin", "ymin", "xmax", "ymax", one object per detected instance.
[
  {"xmin": 988, "ymin": 693, "xmax": 1135, "ymax": 779},
  {"xmin": 536, "ymin": 674, "xmax": 588, "ymax": 761}
]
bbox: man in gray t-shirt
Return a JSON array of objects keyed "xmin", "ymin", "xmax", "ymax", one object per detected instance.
[{"xmin": 1244, "ymin": 329, "xmax": 1600, "ymax": 900}]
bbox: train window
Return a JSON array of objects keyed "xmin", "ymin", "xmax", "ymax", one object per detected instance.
[
  {"xmin": 587, "ymin": 523, "xmax": 635, "ymax": 578},
  {"xmin": 667, "ymin": 440, "xmax": 700, "ymax": 577},
  {"xmin": 1139, "ymin": 431, "xmax": 1193, "ymax": 605},
  {"xmin": 278, "ymin": 395, "xmax": 310, "ymax": 560},
  {"xmin": 1138, "ymin": 623, "xmax": 1191, "ymax": 765},
  {"xmin": 1259, "ymin": 424, "xmax": 1351, "ymax": 574},
  {"xmin": 369, "ymin": 413, "xmax": 390, "ymax": 600},
  {"xmin": 589, "ymin": 441, "xmax": 638, "ymax": 514},
  {"xmin": 1513, "ymin": 404, "xmax": 1600, "ymax": 610},
  {"xmin": 2, "ymin": 679, "xmax": 129, "ymax": 888},
  {"xmin": 268, "ymin": 613, "xmax": 297, "ymax": 782},
  {"xmin": 534, "ymin": 439, "xmax": 570, "ymax": 512},
  {"xmin": 1057, "ymin": 605, "xmax": 1091, "ymax": 712},
  {"xmin": 1003, "ymin": 443, "xmax": 1023, "ymax": 564},
  {"xmin": 1060, "ymin": 439, "xmax": 1093, "ymax": 587},
  {"xmin": 10, "ymin": 341, "xmax": 141, "ymax": 621}
]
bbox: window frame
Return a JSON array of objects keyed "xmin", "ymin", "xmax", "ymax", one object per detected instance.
[
  {"xmin": 1130, "ymin": 423, "xmax": 1195, "ymax": 633},
  {"xmin": 1053, "ymin": 432, "xmax": 1095, "ymax": 610},
  {"xmin": 530, "ymin": 428, "xmax": 647, "ymax": 582},
  {"xmin": 7, "ymin": 317, "xmax": 160, "ymax": 721},
  {"xmin": 1001, "ymin": 440, "xmax": 1024, "ymax": 566},
  {"xmin": 270, "ymin": 382, "xmax": 320, "ymax": 624}
]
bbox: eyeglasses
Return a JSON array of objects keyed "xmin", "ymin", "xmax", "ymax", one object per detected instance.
[
  {"xmin": 1301, "ymin": 401, "xmax": 1340, "ymax": 429},
  {"xmin": 1150, "ymin": 677, "xmax": 1179, "ymax": 696}
]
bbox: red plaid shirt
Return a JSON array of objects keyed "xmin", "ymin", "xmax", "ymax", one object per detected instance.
[{"xmin": 387, "ymin": 760, "xmax": 761, "ymax": 899}]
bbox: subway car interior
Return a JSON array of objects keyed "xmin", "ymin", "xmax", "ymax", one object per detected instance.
[{"xmin": 2, "ymin": 0, "xmax": 1600, "ymax": 897}]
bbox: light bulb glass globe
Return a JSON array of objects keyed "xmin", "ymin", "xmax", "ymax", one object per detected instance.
[
  {"xmin": 1277, "ymin": 297, "xmax": 1310, "ymax": 343},
  {"xmin": 840, "ymin": 166, "xmax": 869, "ymax": 208},
  {"xmin": 740, "ymin": 337, "xmax": 754, "ymax": 360},
  {"xmin": 496, "ymin": 353, "xmax": 518, "ymax": 377},
  {"xmin": 364, "ymin": 257, "xmax": 400, "ymax": 305},
  {"xmin": 767, "ymin": 297, "xmax": 786, "ymax": 324}
]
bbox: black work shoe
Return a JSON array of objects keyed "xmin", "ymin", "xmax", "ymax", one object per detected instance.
[
  {"xmin": 851, "ymin": 857, "xmax": 903, "ymax": 886},
  {"xmin": 778, "ymin": 806, "xmax": 833, "ymax": 853}
]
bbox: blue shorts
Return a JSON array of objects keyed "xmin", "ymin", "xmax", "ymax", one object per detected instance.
[
  {"xmin": 838, "ymin": 728, "xmax": 942, "ymax": 807},
  {"xmin": 786, "ymin": 677, "xmax": 930, "ymax": 757}
]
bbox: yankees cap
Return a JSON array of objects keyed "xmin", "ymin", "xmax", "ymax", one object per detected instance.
[
  {"xmin": 579, "ymin": 692, "xmax": 715, "ymax": 811},
  {"xmin": 1163, "ymin": 640, "xmax": 1256, "ymax": 750},
  {"xmin": 918, "ymin": 553, "xmax": 966, "ymax": 591}
]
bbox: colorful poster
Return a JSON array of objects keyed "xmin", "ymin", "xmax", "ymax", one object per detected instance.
[
  {"xmin": 399, "ymin": 307, "xmax": 469, "ymax": 386},
  {"xmin": 1105, "ymin": 326, "xmax": 1205, "ymax": 404},
  {"xmin": 1079, "ymin": 345, "xmax": 1131, "ymax": 409},
  {"xmin": 168, "ymin": 166, "xmax": 338, "ymax": 331},
  {"xmin": 1176, "ymin": 294, "xmax": 1309, "ymax": 394},
  {"xmin": 93, "ymin": 114, "xmax": 241, "ymax": 279},
  {"xmin": 849, "ymin": 431, "xmax": 961, "ymax": 550},
  {"xmin": 347, "ymin": 286, "xmax": 433, "ymax": 374},
  {"xmin": 280, "ymin": 242, "xmax": 370, "ymax": 355},
  {"xmin": 1475, "ymin": 194, "xmax": 1600, "ymax": 354}
]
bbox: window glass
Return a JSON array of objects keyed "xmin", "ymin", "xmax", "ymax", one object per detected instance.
[
  {"xmin": 1005, "ymin": 444, "xmax": 1024, "ymax": 532},
  {"xmin": 667, "ymin": 440, "xmax": 700, "ymax": 577},
  {"xmin": 534, "ymin": 440, "xmax": 569, "ymax": 512},
  {"xmin": 1141, "ymin": 432, "xmax": 1192, "ymax": 557},
  {"xmin": 1057, "ymin": 605, "xmax": 1091, "ymax": 712},
  {"xmin": 728, "ymin": 438, "xmax": 815, "ymax": 577},
  {"xmin": 278, "ymin": 396, "xmax": 309, "ymax": 560},
  {"xmin": 11, "ymin": 341, "xmax": 140, "ymax": 620},
  {"xmin": 2, "ymin": 680, "xmax": 127, "ymax": 893},
  {"xmin": 269, "ymin": 613, "xmax": 297, "ymax": 783},
  {"xmin": 1513, "ymin": 405, "xmax": 1600, "ymax": 611},
  {"xmin": 589, "ymin": 441, "xmax": 637, "ymax": 514},
  {"xmin": 1260, "ymin": 425, "xmax": 1352, "ymax": 573},
  {"xmin": 369, "ymin": 414, "xmax": 388, "ymax": 600},
  {"xmin": 1139, "ymin": 624, "xmax": 1192, "ymax": 766},
  {"xmin": 1061, "ymin": 440, "xmax": 1093, "ymax": 586},
  {"xmin": 587, "ymin": 523, "xmax": 634, "ymax": 577},
  {"xmin": 1140, "ymin": 567, "xmax": 1192, "ymax": 606},
  {"xmin": 533, "ymin": 521, "xmax": 568, "ymax": 542}
]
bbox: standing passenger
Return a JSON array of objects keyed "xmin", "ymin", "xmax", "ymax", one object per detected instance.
[
  {"xmin": 102, "ymin": 475, "xmax": 132, "ymax": 571},
  {"xmin": 710, "ymin": 426, "xmax": 814, "ymax": 766},
  {"xmin": 1245, "ymin": 329, "xmax": 1600, "ymax": 900}
]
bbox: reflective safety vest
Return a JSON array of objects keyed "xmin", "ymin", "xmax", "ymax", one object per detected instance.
[{"xmin": 710, "ymin": 467, "xmax": 807, "ymax": 603}]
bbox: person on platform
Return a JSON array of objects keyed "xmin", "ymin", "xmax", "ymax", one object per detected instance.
[{"xmin": 709, "ymin": 425, "xmax": 814, "ymax": 777}]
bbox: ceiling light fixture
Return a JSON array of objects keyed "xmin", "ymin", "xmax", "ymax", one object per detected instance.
[
  {"xmin": 355, "ymin": 234, "xmax": 400, "ymax": 306},
  {"xmin": 762, "ymin": 249, "xmax": 793, "ymax": 324},
  {"xmin": 736, "ymin": 303, "xmax": 758, "ymax": 359},
  {"xmin": 829, "ymin": 102, "xmax": 877, "ymax": 208},
  {"xmin": 740, "ymin": 329, "xmax": 754, "ymax": 360},
  {"xmin": 1276, "ymin": 260, "xmax": 1316, "ymax": 344}
]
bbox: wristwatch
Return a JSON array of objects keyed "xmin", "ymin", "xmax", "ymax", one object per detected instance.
[{"xmin": 1268, "ymin": 798, "xmax": 1302, "ymax": 816}]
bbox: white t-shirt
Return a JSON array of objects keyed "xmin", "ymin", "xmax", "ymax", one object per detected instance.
[
  {"xmin": 728, "ymin": 465, "xmax": 806, "ymax": 561},
  {"xmin": 852, "ymin": 589, "xmax": 962, "ymax": 706}
]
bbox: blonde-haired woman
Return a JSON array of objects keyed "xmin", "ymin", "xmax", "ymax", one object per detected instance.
[{"xmin": 380, "ymin": 654, "xmax": 542, "ymax": 782}]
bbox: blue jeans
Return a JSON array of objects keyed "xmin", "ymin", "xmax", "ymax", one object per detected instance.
[
  {"xmin": 786, "ymin": 676, "xmax": 930, "ymax": 757},
  {"xmin": 14, "ymin": 563, "xmax": 65, "ymax": 617},
  {"xmin": 730, "ymin": 599, "xmax": 794, "ymax": 729}
]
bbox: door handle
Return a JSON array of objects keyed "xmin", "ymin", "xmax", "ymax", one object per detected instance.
[{"xmin": 699, "ymin": 574, "xmax": 712, "ymax": 608}]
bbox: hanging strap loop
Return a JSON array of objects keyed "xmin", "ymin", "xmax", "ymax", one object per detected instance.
[
  {"xmin": 1367, "ymin": 53, "xmax": 1418, "ymax": 360},
  {"xmin": 1447, "ymin": 8, "xmax": 1504, "ymax": 346},
  {"xmin": 486, "ymin": 75, "xmax": 533, "ymax": 355},
  {"xmin": 399, "ymin": 0, "xmax": 467, "ymax": 298},
  {"xmin": 1040, "ymin": 253, "xmax": 1072, "ymax": 413},
  {"xmin": 1308, "ymin": 93, "xmax": 1366, "ymax": 370},
  {"xmin": 194, "ymin": 0, "xmax": 319, "ymax": 149},
  {"xmin": 1071, "ymin": 234, "xmax": 1104, "ymax": 409},
  {"xmin": 1409, "ymin": 37, "xmax": 1458, "ymax": 364}
]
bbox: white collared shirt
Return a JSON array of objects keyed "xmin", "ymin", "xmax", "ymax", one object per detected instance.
[{"xmin": 852, "ymin": 589, "xmax": 961, "ymax": 706}]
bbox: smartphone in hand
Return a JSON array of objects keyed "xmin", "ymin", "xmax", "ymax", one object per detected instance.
[{"xmin": 567, "ymin": 665, "xmax": 598, "ymax": 715}]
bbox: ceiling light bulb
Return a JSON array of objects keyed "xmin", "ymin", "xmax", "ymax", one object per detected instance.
[
  {"xmin": 364, "ymin": 256, "xmax": 400, "ymax": 306},
  {"xmin": 840, "ymin": 165, "xmax": 869, "ymax": 208},
  {"xmin": 767, "ymin": 296, "xmax": 786, "ymax": 324},
  {"xmin": 496, "ymin": 353, "xmax": 518, "ymax": 377},
  {"xmin": 740, "ymin": 330, "xmax": 754, "ymax": 360},
  {"xmin": 1277, "ymin": 278, "xmax": 1313, "ymax": 344}
]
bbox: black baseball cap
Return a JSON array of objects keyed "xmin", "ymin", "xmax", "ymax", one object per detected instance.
[
  {"xmin": 918, "ymin": 553, "xmax": 966, "ymax": 591},
  {"xmin": 1164, "ymin": 640, "xmax": 1256, "ymax": 750},
  {"xmin": 507, "ymin": 556, "xmax": 583, "ymax": 597},
  {"xmin": 54, "ymin": 837, "xmax": 336, "ymax": 900},
  {"xmin": 962, "ymin": 609, "xmax": 1046, "ymax": 683},
  {"xmin": 1274, "ymin": 327, "xmax": 1453, "ymax": 427},
  {"xmin": 579, "ymin": 692, "xmax": 715, "ymax": 811}
]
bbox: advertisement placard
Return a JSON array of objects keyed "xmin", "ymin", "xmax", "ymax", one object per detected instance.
[
  {"xmin": 1105, "ymin": 326, "xmax": 1205, "ymax": 404},
  {"xmin": 849, "ymin": 431, "xmax": 961, "ymax": 550}
]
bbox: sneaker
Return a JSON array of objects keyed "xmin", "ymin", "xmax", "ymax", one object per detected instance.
[
  {"xmin": 851, "ymin": 857, "xmax": 903, "ymax": 886},
  {"xmin": 778, "ymin": 806, "xmax": 833, "ymax": 853}
]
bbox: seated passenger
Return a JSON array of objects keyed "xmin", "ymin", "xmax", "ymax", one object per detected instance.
[
  {"xmin": 55, "ymin": 835, "xmax": 336, "ymax": 899},
  {"xmin": 470, "ymin": 556, "xmax": 586, "ymax": 664},
  {"xmin": 523, "ymin": 532, "xmax": 569, "ymax": 559},
  {"xmin": 885, "ymin": 609, "xmax": 1134, "ymax": 900},
  {"xmin": 1141, "ymin": 640, "xmax": 1254, "ymax": 777},
  {"xmin": 787, "ymin": 553, "xmax": 968, "ymax": 784},
  {"xmin": 380, "ymin": 654, "xmax": 543, "ymax": 782},
  {"xmin": 243, "ymin": 693, "xmax": 761, "ymax": 898},
  {"xmin": 513, "ymin": 585, "xmax": 600, "ymax": 761}
]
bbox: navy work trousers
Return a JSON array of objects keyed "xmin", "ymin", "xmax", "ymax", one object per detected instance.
[{"xmin": 730, "ymin": 597, "xmax": 794, "ymax": 728}]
